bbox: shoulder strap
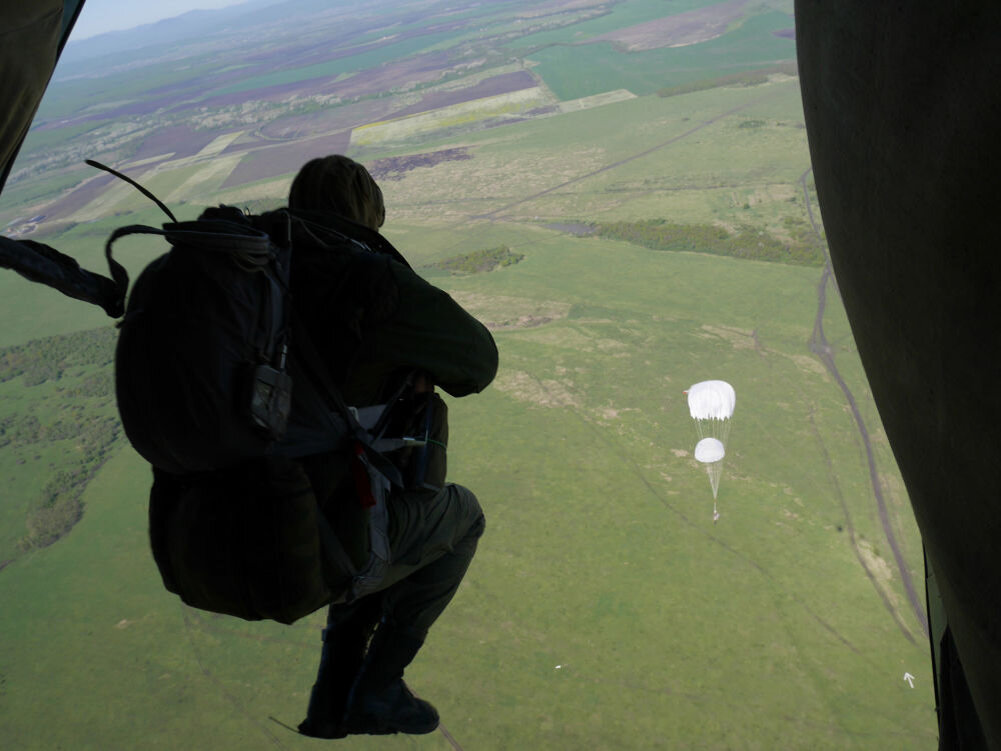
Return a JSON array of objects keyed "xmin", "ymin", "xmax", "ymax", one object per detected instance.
[{"xmin": 278, "ymin": 316, "xmax": 404, "ymax": 488}]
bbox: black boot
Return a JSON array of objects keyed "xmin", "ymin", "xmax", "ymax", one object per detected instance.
[
  {"xmin": 340, "ymin": 620, "xmax": 439, "ymax": 735},
  {"xmin": 298, "ymin": 605, "xmax": 377, "ymax": 739}
]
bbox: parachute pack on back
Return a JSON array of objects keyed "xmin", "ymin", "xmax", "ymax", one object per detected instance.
[
  {"xmin": 113, "ymin": 212, "xmax": 295, "ymax": 474},
  {"xmin": 108, "ymin": 200, "xmax": 402, "ymax": 623},
  {"xmin": 102, "ymin": 171, "xmax": 406, "ymax": 475}
]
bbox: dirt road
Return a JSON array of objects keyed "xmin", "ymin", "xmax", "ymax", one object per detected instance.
[
  {"xmin": 474, "ymin": 93, "xmax": 783, "ymax": 221},
  {"xmin": 799, "ymin": 168, "xmax": 928, "ymax": 639}
]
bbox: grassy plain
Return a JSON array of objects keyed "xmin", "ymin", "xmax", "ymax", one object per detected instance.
[
  {"xmin": 0, "ymin": 1, "xmax": 933, "ymax": 749},
  {"xmin": 0, "ymin": 242, "xmax": 932, "ymax": 749}
]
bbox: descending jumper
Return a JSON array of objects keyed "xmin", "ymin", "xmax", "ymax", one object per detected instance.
[{"xmin": 687, "ymin": 380, "xmax": 735, "ymax": 521}]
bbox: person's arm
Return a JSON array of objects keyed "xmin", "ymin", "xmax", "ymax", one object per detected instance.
[{"xmin": 364, "ymin": 260, "xmax": 498, "ymax": 397}]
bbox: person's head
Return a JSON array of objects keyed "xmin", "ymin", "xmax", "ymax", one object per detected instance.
[{"xmin": 288, "ymin": 154, "xmax": 385, "ymax": 230}]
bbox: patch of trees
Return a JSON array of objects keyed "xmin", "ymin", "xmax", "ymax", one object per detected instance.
[
  {"xmin": 1, "ymin": 328, "xmax": 123, "ymax": 554},
  {"xmin": 429, "ymin": 245, "xmax": 525, "ymax": 274},
  {"xmin": 592, "ymin": 218, "xmax": 826, "ymax": 266},
  {"xmin": 656, "ymin": 61, "xmax": 798, "ymax": 98},
  {"xmin": 0, "ymin": 326, "xmax": 116, "ymax": 386},
  {"xmin": 12, "ymin": 410, "xmax": 122, "ymax": 553},
  {"xmin": 15, "ymin": 412, "xmax": 122, "ymax": 553},
  {"xmin": 23, "ymin": 468, "xmax": 87, "ymax": 550},
  {"xmin": 58, "ymin": 369, "xmax": 114, "ymax": 400},
  {"xmin": 369, "ymin": 148, "xmax": 473, "ymax": 182},
  {"xmin": 0, "ymin": 414, "xmax": 41, "ymax": 447}
]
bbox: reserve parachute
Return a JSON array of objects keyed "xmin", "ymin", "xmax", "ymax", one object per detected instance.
[{"xmin": 694, "ymin": 437, "xmax": 726, "ymax": 499}]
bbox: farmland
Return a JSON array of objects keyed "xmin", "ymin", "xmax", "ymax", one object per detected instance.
[{"xmin": 0, "ymin": 1, "xmax": 936, "ymax": 749}]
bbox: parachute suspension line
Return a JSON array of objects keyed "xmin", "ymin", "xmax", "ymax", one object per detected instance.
[
  {"xmin": 705, "ymin": 460, "xmax": 722, "ymax": 499},
  {"xmin": 694, "ymin": 437, "xmax": 725, "ymax": 499},
  {"xmin": 693, "ymin": 416, "xmax": 732, "ymax": 445},
  {"xmin": 718, "ymin": 418, "xmax": 732, "ymax": 447}
]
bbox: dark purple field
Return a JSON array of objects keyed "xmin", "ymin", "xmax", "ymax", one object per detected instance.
[
  {"xmin": 219, "ymin": 130, "xmax": 353, "ymax": 189},
  {"xmin": 387, "ymin": 71, "xmax": 538, "ymax": 119},
  {"xmin": 257, "ymin": 98, "xmax": 401, "ymax": 141},
  {"xmin": 42, "ymin": 172, "xmax": 116, "ymax": 220},
  {"xmin": 132, "ymin": 125, "xmax": 220, "ymax": 161}
]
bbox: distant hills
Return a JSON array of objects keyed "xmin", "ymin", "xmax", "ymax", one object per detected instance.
[{"xmin": 60, "ymin": 0, "xmax": 341, "ymax": 64}]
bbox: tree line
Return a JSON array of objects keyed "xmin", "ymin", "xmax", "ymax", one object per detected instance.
[
  {"xmin": 656, "ymin": 61, "xmax": 799, "ymax": 99},
  {"xmin": 428, "ymin": 245, "xmax": 525, "ymax": 275},
  {"xmin": 1, "ymin": 326, "xmax": 122, "ymax": 554},
  {"xmin": 591, "ymin": 218, "xmax": 826, "ymax": 267},
  {"xmin": 0, "ymin": 326, "xmax": 116, "ymax": 386}
]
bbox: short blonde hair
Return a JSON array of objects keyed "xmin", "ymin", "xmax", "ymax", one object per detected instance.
[{"xmin": 288, "ymin": 154, "xmax": 385, "ymax": 230}]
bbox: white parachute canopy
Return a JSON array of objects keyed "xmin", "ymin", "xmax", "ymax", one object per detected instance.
[
  {"xmin": 694, "ymin": 437, "xmax": 726, "ymax": 499},
  {"xmin": 694, "ymin": 436, "xmax": 726, "ymax": 463},
  {"xmin": 687, "ymin": 380, "xmax": 735, "ymax": 445}
]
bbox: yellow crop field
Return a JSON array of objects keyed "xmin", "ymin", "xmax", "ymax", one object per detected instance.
[{"xmin": 351, "ymin": 87, "xmax": 554, "ymax": 146}]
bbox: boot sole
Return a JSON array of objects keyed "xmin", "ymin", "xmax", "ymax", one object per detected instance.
[{"xmin": 341, "ymin": 715, "xmax": 439, "ymax": 736}]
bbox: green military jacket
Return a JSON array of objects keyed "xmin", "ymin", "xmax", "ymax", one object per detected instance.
[
  {"xmin": 289, "ymin": 210, "xmax": 498, "ymax": 405},
  {"xmin": 291, "ymin": 209, "xmax": 497, "ymax": 574}
]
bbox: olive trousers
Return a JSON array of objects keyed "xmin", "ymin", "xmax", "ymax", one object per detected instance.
[{"xmin": 330, "ymin": 481, "xmax": 485, "ymax": 638}]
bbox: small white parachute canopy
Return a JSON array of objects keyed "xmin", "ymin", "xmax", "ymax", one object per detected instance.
[
  {"xmin": 694, "ymin": 437, "xmax": 726, "ymax": 500},
  {"xmin": 694, "ymin": 437, "xmax": 726, "ymax": 463}
]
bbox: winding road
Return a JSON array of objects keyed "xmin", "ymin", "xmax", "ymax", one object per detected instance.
[{"xmin": 799, "ymin": 168, "xmax": 928, "ymax": 639}]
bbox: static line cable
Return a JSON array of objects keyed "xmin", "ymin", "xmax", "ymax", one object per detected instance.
[
  {"xmin": 85, "ymin": 159, "xmax": 178, "ymax": 224},
  {"xmin": 267, "ymin": 715, "xmax": 300, "ymax": 735}
]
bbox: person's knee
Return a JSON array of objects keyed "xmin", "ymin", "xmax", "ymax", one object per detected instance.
[
  {"xmin": 447, "ymin": 483, "xmax": 485, "ymax": 540},
  {"xmin": 468, "ymin": 503, "xmax": 485, "ymax": 540}
]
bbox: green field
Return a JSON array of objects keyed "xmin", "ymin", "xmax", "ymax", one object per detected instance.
[
  {"xmin": 209, "ymin": 28, "xmax": 466, "ymax": 99},
  {"xmin": 0, "ymin": 241, "xmax": 933, "ymax": 749},
  {"xmin": 0, "ymin": 2, "xmax": 936, "ymax": 749},
  {"xmin": 530, "ymin": 0, "xmax": 722, "ymax": 41},
  {"xmin": 526, "ymin": 11, "xmax": 797, "ymax": 100}
]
